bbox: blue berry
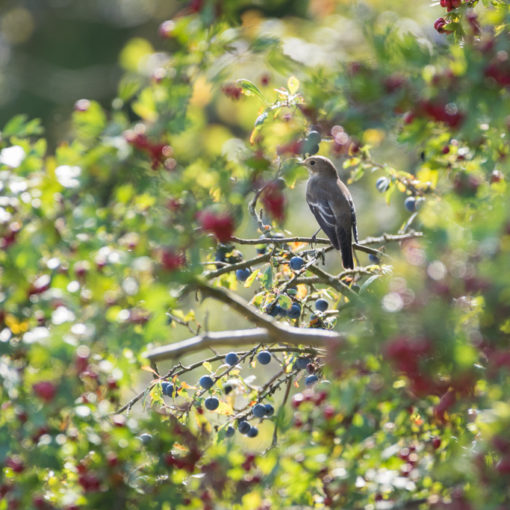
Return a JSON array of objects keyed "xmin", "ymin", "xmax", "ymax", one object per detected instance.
[
  {"xmin": 264, "ymin": 404, "xmax": 274, "ymax": 416},
  {"xmin": 247, "ymin": 426, "xmax": 259, "ymax": 438},
  {"xmin": 307, "ymin": 130, "xmax": 321, "ymax": 144},
  {"xmin": 257, "ymin": 351, "xmax": 271, "ymax": 365},
  {"xmin": 289, "ymin": 256, "xmax": 305, "ymax": 271},
  {"xmin": 315, "ymin": 299, "xmax": 328, "ymax": 312},
  {"xmin": 238, "ymin": 420, "xmax": 250, "ymax": 434},
  {"xmin": 236, "ymin": 268, "xmax": 251, "ymax": 282},
  {"xmin": 296, "ymin": 357, "xmax": 310, "ymax": 370},
  {"xmin": 252, "ymin": 403, "xmax": 266, "ymax": 418},
  {"xmin": 225, "ymin": 426, "xmax": 235, "ymax": 438},
  {"xmin": 204, "ymin": 397, "xmax": 219, "ymax": 411},
  {"xmin": 199, "ymin": 375, "xmax": 214, "ymax": 390},
  {"xmin": 376, "ymin": 176, "xmax": 389, "ymax": 192},
  {"xmin": 369, "ymin": 254, "xmax": 380, "ymax": 264},
  {"xmin": 305, "ymin": 375, "xmax": 319, "ymax": 386},
  {"xmin": 225, "ymin": 352, "xmax": 239, "ymax": 366},
  {"xmin": 139, "ymin": 433, "xmax": 152, "ymax": 444},
  {"xmin": 256, "ymin": 245, "xmax": 267, "ymax": 255},
  {"xmin": 404, "ymin": 196, "xmax": 416, "ymax": 212},
  {"xmin": 161, "ymin": 382, "xmax": 175, "ymax": 397},
  {"xmin": 287, "ymin": 303, "xmax": 301, "ymax": 319}
]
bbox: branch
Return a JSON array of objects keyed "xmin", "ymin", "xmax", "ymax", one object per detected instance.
[
  {"xmin": 231, "ymin": 231, "xmax": 422, "ymax": 247},
  {"xmin": 306, "ymin": 264, "xmax": 360, "ymax": 300},
  {"xmin": 204, "ymin": 252, "xmax": 271, "ymax": 279},
  {"xmin": 359, "ymin": 231, "xmax": 423, "ymax": 245}
]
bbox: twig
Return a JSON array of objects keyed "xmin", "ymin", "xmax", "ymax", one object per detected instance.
[
  {"xmin": 204, "ymin": 252, "xmax": 271, "ymax": 279},
  {"xmin": 266, "ymin": 376, "xmax": 293, "ymax": 452},
  {"xmin": 359, "ymin": 231, "xmax": 423, "ymax": 245}
]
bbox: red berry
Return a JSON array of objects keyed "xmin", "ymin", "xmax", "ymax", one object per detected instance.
[
  {"xmin": 491, "ymin": 170, "xmax": 503, "ymax": 183},
  {"xmin": 261, "ymin": 181, "xmax": 286, "ymax": 222},
  {"xmin": 434, "ymin": 18, "xmax": 447, "ymax": 33},
  {"xmin": 197, "ymin": 211, "xmax": 235, "ymax": 242},
  {"xmin": 323, "ymin": 405, "xmax": 335, "ymax": 420},
  {"xmin": 161, "ymin": 249, "xmax": 186, "ymax": 271},
  {"xmin": 222, "ymin": 83, "xmax": 242, "ymax": 100},
  {"xmin": 292, "ymin": 393, "xmax": 304, "ymax": 408},
  {"xmin": 432, "ymin": 437, "xmax": 442, "ymax": 449},
  {"xmin": 33, "ymin": 381, "xmax": 57, "ymax": 402},
  {"xmin": 5, "ymin": 456, "xmax": 25, "ymax": 473}
]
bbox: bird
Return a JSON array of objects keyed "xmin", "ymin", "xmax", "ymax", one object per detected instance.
[{"xmin": 303, "ymin": 155, "xmax": 358, "ymax": 269}]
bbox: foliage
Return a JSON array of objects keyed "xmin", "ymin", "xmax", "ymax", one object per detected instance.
[{"xmin": 1, "ymin": 0, "xmax": 510, "ymax": 509}]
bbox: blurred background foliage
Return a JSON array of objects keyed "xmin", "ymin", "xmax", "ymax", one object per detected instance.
[{"xmin": 2, "ymin": 0, "xmax": 510, "ymax": 509}]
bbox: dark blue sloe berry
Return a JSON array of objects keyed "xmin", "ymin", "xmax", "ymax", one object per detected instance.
[
  {"xmin": 257, "ymin": 351, "xmax": 271, "ymax": 365},
  {"xmin": 247, "ymin": 426, "xmax": 259, "ymax": 438},
  {"xmin": 264, "ymin": 404, "xmax": 274, "ymax": 416},
  {"xmin": 225, "ymin": 426, "xmax": 235, "ymax": 438},
  {"xmin": 315, "ymin": 299, "xmax": 328, "ymax": 312},
  {"xmin": 238, "ymin": 420, "xmax": 250, "ymax": 434},
  {"xmin": 139, "ymin": 433, "xmax": 152, "ymax": 444},
  {"xmin": 204, "ymin": 397, "xmax": 219, "ymax": 411},
  {"xmin": 369, "ymin": 254, "xmax": 380, "ymax": 264},
  {"xmin": 289, "ymin": 256, "xmax": 305, "ymax": 271},
  {"xmin": 296, "ymin": 357, "xmax": 311, "ymax": 370},
  {"xmin": 199, "ymin": 375, "xmax": 214, "ymax": 390},
  {"xmin": 376, "ymin": 176, "xmax": 389, "ymax": 193},
  {"xmin": 305, "ymin": 375, "xmax": 319, "ymax": 386},
  {"xmin": 287, "ymin": 303, "xmax": 301, "ymax": 319},
  {"xmin": 225, "ymin": 352, "xmax": 239, "ymax": 366},
  {"xmin": 161, "ymin": 382, "xmax": 175, "ymax": 397},
  {"xmin": 307, "ymin": 130, "xmax": 321, "ymax": 144},
  {"xmin": 404, "ymin": 196, "xmax": 416, "ymax": 212},
  {"xmin": 252, "ymin": 404, "xmax": 266, "ymax": 418},
  {"xmin": 236, "ymin": 268, "xmax": 251, "ymax": 282}
]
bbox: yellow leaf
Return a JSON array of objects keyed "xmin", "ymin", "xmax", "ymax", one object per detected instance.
[
  {"xmin": 216, "ymin": 400, "xmax": 234, "ymax": 416},
  {"xmin": 287, "ymin": 76, "xmax": 300, "ymax": 95},
  {"xmin": 5, "ymin": 314, "xmax": 28, "ymax": 334},
  {"xmin": 296, "ymin": 284, "xmax": 308, "ymax": 301},
  {"xmin": 397, "ymin": 181, "xmax": 407, "ymax": 193},
  {"xmin": 203, "ymin": 361, "xmax": 213, "ymax": 373}
]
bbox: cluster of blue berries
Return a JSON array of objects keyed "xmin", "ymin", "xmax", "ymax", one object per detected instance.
[{"xmin": 266, "ymin": 301, "xmax": 301, "ymax": 319}]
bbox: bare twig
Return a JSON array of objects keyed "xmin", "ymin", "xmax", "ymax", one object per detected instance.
[
  {"xmin": 359, "ymin": 231, "xmax": 423, "ymax": 245},
  {"xmin": 204, "ymin": 252, "xmax": 271, "ymax": 279}
]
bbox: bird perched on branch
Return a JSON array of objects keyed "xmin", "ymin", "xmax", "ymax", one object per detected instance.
[{"xmin": 303, "ymin": 155, "xmax": 358, "ymax": 269}]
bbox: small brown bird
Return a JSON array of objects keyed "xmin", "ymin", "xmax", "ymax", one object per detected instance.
[{"xmin": 303, "ymin": 155, "xmax": 358, "ymax": 269}]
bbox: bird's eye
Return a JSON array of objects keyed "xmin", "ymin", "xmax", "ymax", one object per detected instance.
[{"xmin": 310, "ymin": 160, "xmax": 315, "ymax": 166}]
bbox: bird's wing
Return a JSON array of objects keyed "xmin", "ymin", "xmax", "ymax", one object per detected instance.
[
  {"xmin": 307, "ymin": 200, "xmax": 340, "ymax": 250},
  {"xmin": 349, "ymin": 201, "xmax": 359, "ymax": 243}
]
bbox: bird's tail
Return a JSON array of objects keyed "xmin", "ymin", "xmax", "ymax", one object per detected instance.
[{"xmin": 337, "ymin": 227, "xmax": 354, "ymax": 269}]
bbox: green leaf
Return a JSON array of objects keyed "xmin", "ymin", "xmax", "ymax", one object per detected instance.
[
  {"xmin": 3, "ymin": 115, "xmax": 43, "ymax": 137},
  {"xmin": 261, "ymin": 264, "xmax": 273, "ymax": 290},
  {"xmin": 236, "ymin": 79, "xmax": 266, "ymax": 103},
  {"xmin": 359, "ymin": 275, "xmax": 381, "ymax": 293}
]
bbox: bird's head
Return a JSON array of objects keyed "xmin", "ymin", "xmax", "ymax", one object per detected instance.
[{"xmin": 302, "ymin": 155, "xmax": 338, "ymax": 177}]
